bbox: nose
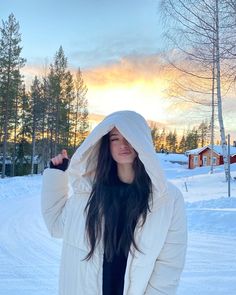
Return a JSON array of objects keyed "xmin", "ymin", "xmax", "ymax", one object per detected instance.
[{"xmin": 120, "ymin": 137, "xmax": 130, "ymax": 148}]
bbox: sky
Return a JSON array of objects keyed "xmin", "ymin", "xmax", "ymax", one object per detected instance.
[{"xmin": 1, "ymin": 0, "xmax": 236, "ymax": 139}]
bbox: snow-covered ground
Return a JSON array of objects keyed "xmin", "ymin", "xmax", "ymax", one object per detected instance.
[{"xmin": 0, "ymin": 153, "xmax": 236, "ymax": 295}]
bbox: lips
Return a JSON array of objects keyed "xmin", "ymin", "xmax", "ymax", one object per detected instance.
[{"xmin": 119, "ymin": 151, "xmax": 132, "ymax": 155}]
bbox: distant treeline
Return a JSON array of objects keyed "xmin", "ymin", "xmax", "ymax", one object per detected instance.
[
  {"xmin": 151, "ymin": 120, "xmax": 211, "ymax": 154},
  {"xmin": 0, "ymin": 14, "xmax": 89, "ymax": 177}
]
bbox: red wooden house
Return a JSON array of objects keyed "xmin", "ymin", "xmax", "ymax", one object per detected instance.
[{"xmin": 186, "ymin": 145, "xmax": 236, "ymax": 169}]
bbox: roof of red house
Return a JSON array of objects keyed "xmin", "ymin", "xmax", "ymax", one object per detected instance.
[{"xmin": 186, "ymin": 145, "xmax": 236, "ymax": 156}]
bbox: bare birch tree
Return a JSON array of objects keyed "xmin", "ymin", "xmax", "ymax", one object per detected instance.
[{"xmin": 160, "ymin": 0, "xmax": 236, "ymax": 180}]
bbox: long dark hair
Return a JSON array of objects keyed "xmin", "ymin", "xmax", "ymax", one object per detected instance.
[{"xmin": 84, "ymin": 132, "xmax": 152, "ymax": 261}]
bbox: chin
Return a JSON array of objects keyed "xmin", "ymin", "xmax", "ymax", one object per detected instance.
[{"xmin": 116, "ymin": 158, "xmax": 136, "ymax": 165}]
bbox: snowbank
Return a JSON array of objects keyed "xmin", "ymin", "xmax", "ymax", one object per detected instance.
[{"xmin": 0, "ymin": 154, "xmax": 236, "ymax": 295}]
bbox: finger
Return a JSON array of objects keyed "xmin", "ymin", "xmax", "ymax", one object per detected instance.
[
  {"xmin": 57, "ymin": 154, "xmax": 63, "ymax": 164},
  {"xmin": 51, "ymin": 157, "xmax": 57, "ymax": 166},
  {"xmin": 61, "ymin": 149, "xmax": 68, "ymax": 159},
  {"xmin": 52, "ymin": 157, "xmax": 60, "ymax": 166},
  {"xmin": 51, "ymin": 154, "xmax": 63, "ymax": 166}
]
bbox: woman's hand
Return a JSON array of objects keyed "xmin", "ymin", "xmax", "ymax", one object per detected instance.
[{"xmin": 50, "ymin": 149, "xmax": 70, "ymax": 171}]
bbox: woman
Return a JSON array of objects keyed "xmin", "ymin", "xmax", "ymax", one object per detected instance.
[{"xmin": 41, "ymin": 110, "xmax": 187, "ymax": 295}]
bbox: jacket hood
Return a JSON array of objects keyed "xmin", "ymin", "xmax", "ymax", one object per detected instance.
[{"xmin": 68, "ymin": 110, "xmax": 168, "ymax": 203}]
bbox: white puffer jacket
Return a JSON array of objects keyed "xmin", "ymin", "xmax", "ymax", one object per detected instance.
[{"xmin": 41, "ymin": 110, "xmax": 187, "ymax": 295}]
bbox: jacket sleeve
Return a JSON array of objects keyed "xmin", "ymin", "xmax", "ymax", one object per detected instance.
[
  {"xmin": 145, "ymin": 188, "xmax": 187, "ymax": 295},
  {"xmin": 41, "ymin": 168, "xmax": 70, "ymax": 238}
]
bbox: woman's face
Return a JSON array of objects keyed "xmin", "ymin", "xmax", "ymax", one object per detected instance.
[{"xmin": 109, "ymin": 128, "xmax": 137, "ymax": 165}]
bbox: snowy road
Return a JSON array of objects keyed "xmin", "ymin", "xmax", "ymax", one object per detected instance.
[
  {"xmin": 0, "ymin": 164, "xmax": 236, "ymax": 294},
  {"xmin": 0, "ymin": 176, "xmax": 61, "ymax": 295},
  {"xmin": 179, "ymin": 231, "xmax": 236, "ymax": 294}
]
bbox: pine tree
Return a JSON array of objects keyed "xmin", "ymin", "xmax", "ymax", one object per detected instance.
[
  {"xmin": 39, "ymin": 78, "xmax": 50, "ymax": 168},
  {"xmin": 11, "ymin": 79, "xmax": 21, "ymax": 176},
  {"xmin": 178, "ymin": 134, "xmax": 187, "ymax": 153},
  {"xmin": 17, "ymin": 85, "xmax": 31, "ymax": 175},
  {"xmin": 29, "ymin": 76, "xmax": 43, "ymax": 174},
  {"xmin": 47, "ymin": 46, "xmax": 74, "ymax": 156},
  {"xmin": 198, "ymin": 120, "xmax": 210, "ymax": 147},
  {"xmin": 185, "ymin": 128, "xmax": 199, "ymax": 150},
  {"xmin": 166, "ymin": 131, "xmax": 173, "ymax": 152},
  {"xmin": 61, "ymin": 70, "xmax": 74, "ymax": 149},
  {"xmin": 72, "ymin": 68, "xmax": 88, "ymax": 149},
  {"xmin": 151, "ymin": 124, "xmax": 160, "ymax": 151},
  {"xmin": 0, "ymin": 13, "xmax": 25, "ymax": 177},
  {"xmin": 159, "ymin": 128, "xmax": 166, "ymax": 152},
  {"xmin": 172, "ymin": 129, "xmax": 178, "ymax": 153}
]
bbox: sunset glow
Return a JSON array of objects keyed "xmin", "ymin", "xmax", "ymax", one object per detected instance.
[
  {"xmin": 2, "ymin": 0, "xmax": 235, "ymax": 140},
  {"xmin": 83, "ymin": 56, "xmax": 174, "ymax": 123},
  {"xmin": 21, "ymin": 56, "xmax": 236, "ymax": 140}
]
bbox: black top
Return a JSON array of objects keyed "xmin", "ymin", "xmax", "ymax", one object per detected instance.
[{"xmin": 102, "ymin": 180, "xmax": 134, "ymax": 295}]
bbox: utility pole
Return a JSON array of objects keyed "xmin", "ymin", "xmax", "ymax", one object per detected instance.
[
  {"xmin": 210, "ymin": 40, "xmax": 215, "ymax": 174},
  {"xmin": 228, "ymin": 134, "xmax": 231, "ymax": 197}
]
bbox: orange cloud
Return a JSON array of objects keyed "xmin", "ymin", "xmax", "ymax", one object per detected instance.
[
  {"xmin": 81, "ymin": 55, "xmax": 177, "ymax": 123},
  {"xmin": 83, "ymin": 54, "xmax": 173, "ymax": 87},
  {"xmin": 20, "ymin": 54, "xmax": 236, "ymax": 138}
]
